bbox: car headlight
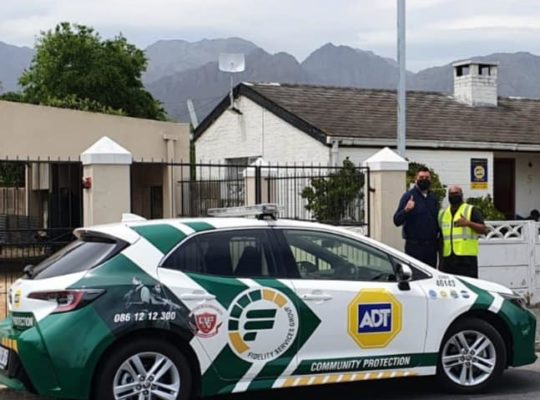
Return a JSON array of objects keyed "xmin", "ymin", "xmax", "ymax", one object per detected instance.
[{"xmin": 499, "ymin": 292, "xmax": 528, "ymax": 310}]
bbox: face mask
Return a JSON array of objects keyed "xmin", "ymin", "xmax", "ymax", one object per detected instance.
[
  {"xmin": 448, "ymin": 194, "xmax": 463, "ymax": 205},
  {"xmin": 417, "ymin": 180, "xmax": 431, "ymax": 191}
]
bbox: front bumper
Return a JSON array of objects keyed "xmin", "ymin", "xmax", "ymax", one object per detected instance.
[{"xmin": 500, "ymin": 303, "xmax": 538, "ymax": 367}]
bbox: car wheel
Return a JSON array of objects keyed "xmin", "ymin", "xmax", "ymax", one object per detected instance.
[
  {"xmin": 437, "ymin": 318, "xmax": 506, "ymax": 394},
  {"xmin": 93, "ymin": 337, "xmax": 192, "ymax": 400}
]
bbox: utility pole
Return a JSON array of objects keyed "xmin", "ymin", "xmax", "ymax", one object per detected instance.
[{"xmin": 397, "ymin": 0, "xmax": 406, "ymax": 157}]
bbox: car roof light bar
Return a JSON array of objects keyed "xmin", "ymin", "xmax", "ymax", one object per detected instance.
[{"xmin": 207, "ymin": 203, "xmax": 281, "ymax": 220}]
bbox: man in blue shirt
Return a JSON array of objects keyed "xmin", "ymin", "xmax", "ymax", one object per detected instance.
[{"xmin": 393, "ymin": 166, "xmax": 440, "ymax": 267}]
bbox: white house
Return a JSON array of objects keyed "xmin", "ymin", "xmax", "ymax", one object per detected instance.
[{"xmin": 194, "ymin": 60, "xmax": 540, "ymax": 219}]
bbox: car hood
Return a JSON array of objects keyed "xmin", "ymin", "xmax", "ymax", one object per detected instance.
[{"xmin": 452, "ymin": 275, "xmax": 512, "ymax": 295}]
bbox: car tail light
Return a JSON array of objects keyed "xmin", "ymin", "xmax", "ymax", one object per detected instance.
[{"xmin": 28, "ymin": 289, "xmax": 105, "ymax": 313}]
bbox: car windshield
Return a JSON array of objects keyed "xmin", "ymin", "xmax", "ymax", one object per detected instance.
[{"xmin": 31, "ymin": 237, "xmax": 124, "ymax": 280}]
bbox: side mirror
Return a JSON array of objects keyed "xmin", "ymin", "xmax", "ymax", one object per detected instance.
[
  {"xmin": 23, "ymin": 264, "xmax": 34, "ymax": 278},
  {"xmin": 396, "ymin": 263, "xmax": 412, "ymax": 291}
]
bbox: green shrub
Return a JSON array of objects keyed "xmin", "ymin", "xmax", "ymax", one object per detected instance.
[
  {"xmin": 466, "ymin": 195, "xmax": 505, "ymax": 220},
  {"xmin": 301, "ymin": 159, "xmax": 364, "ymax": 223}
]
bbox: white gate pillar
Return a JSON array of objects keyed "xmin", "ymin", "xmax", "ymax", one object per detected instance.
[
  {"xmin": 363, "ymin": 147, "xmax": 408, "ymax": 250},
  {"xmin": 81, "ymin": 137, "xmax": 132, "ymax": 226}
]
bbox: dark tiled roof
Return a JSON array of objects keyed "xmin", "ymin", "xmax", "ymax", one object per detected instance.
[{"xmin": 195, "ymin": 83, "xmax": 540, "ymax": 148}]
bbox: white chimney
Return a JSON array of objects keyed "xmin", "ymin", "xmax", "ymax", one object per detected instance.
[{"xmin": 453, "ymin": 60, "xmax": 498, "ymax": 107}]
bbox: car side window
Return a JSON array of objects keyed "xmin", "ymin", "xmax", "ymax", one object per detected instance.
[
  {"xmin": 161, "ymin": 229, "xmax": 278, "ymax": 278},
  {"xmin": 281, "ymin": 229, "xmax": 396, "ymax": 282}
]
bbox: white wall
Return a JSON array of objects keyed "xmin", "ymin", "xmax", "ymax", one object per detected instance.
[
  {"xmin": 339, "ymin": 147, "xmax": 493, "ymax": 203},
  {"xmin": 195, "ymin": 96, "xmax": 330, "ymax": 164},
  {"xmin": 0, "ymin": 100, "xmax": 189, "ymax": 162},
  {"xmin": 196, "ymin": 100, "xmax": 540, "ymax": 218},
  {"xmin": 479, "ymin": 221, "xmax": 538, "ymax": 304}
]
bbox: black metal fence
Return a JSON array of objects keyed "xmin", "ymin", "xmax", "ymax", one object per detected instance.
[
  {"xmin": 263, "ymin": 164, "xmax": 369, "ymax": 229},
  {"xmin": 0, "ymin": 269, "xmax": 20, "ymax": 319},
  {"xmin": 0, "ymin": 159, "xmax": 369, "ymax": 266},
  {"xmin": 0, "ymin": 159, "xmax": 82, "ymax": 266},
  {"xmin": 0, "ymin": 159, "xmax": 369, "ymax": 318},
  {"xmin": 133, "ymin": 161, "xmax": 370, "ymax": 233}
]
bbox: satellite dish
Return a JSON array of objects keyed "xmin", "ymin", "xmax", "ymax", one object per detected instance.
[
  {"xmin": 219, "ymin": 53, "xmax": 246, "ymax": 111},
  {"xmin": 219, "ymin": 53, "xmax": 245, "ymax": 73}
]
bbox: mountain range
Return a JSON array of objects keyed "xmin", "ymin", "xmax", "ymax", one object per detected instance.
[
  {"xmin": 2, "ymin": 38, "xmax": 540, "ymax": 122},
  {"xmin": 0, "ymin": 41, "xmax": 33, "ymax": 93}
]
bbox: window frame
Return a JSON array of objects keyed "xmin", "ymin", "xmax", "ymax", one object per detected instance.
[
  {"xmin": 159, "ymin": 227, "xmax": 288, "ymax": 279},
  {"xmin": 273, "ymin": 228, "xmax": 430, "ymax": 282}
]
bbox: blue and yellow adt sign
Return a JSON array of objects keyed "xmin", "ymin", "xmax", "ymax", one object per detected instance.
[
  {"xmin": 348, "ymin": 289, "xmax": 402, "ymax": 349},
  {"xmin": 471, "ymin": 158, "xmax": 488, "ymax": 190}
]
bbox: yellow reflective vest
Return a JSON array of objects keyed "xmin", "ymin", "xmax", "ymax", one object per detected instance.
[{"xmin": 439, "ymin": 203, "xmax": 479, "ymax": 257}]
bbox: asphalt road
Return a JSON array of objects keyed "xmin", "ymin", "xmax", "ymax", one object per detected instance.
[{"xmin": 3, "ymin": 359, "xmax": 540, "ymax": 400}]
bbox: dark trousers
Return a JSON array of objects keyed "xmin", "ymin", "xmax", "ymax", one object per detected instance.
[
  {"xmin": 405, "ymin": 241, "xmax": 438, "ymax": 268},
  {"xmin": 440, "ymin": 255, "xmax": 478, "ymax": 278}
]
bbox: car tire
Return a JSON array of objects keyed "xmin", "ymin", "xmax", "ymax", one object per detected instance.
[
  {"xmin": 92, "ymin": 337, "xmax": 192, "ymax": 400},
  {"xmin": 436, "ymin": 317, "xmax": 506, "ymax": 394}
]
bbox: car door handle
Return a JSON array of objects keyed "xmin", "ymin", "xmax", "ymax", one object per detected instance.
[
  {"xmin": 301, "ymin": 293, "xmax": 332, "ymax": 301},
  {"xmin": 179, "ymin": 292, "xmax": 216, "ymax": 301}
]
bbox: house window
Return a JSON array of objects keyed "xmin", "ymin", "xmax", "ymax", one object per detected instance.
[{"xmin": 225, "ymin": 157, "xmax": 260, "ymax": 179}]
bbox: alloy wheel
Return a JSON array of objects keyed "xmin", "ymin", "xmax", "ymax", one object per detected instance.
[
  {"xmin": 442, "ymin": 330, "xmax": 496, "ymax": 387},
  {"xmin": 113, "ymin": 351, "xmax": 181, "ymax": 400}
]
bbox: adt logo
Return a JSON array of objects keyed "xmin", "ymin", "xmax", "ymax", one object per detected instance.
[
  {"xmin": 358, "ymin": 303, "xmax": 392, "ymax": 333},
  {"xmin": 348, "ymin": 289, "xmax": 402, "ymax": 349}
]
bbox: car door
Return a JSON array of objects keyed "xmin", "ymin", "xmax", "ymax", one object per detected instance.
[
  {"xmin": 274, "ymin": 228, "xmax": 429, "ymax": 378},
  {"xmin": 158, "ymin": 228, "xmax": 300, "ymax": 385}
]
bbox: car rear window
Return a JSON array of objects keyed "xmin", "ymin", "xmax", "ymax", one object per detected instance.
[{"xmin": 31, "ymin": 236, "xmax": 126, "ymax": 280}]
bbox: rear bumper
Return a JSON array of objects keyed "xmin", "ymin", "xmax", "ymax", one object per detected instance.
[
  {"xmin": 0, "ymin": 305, "xmax": 116, "ymax": 399},
  {"xmin": 0, "ymin": 317, "xmax": 37, "ymax": 393},
  {"xmin": 0, "ymin": 373, "xmax": 26, "ymax": 391}
]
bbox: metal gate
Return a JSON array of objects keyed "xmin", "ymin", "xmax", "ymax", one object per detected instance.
[
  {"xmin": 0, "ymin": 159, "xmax": 82, "ymax": 266},
  {"xmin": 131, "ymin": 161, "xmax": 370, "ymax": 233}
]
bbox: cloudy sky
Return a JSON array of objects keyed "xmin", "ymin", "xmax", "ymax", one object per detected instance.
[{"xmin": 2, "ymin": 0, "xmax": 540, "ymax": 71}]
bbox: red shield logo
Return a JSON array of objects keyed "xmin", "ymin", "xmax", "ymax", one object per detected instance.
[
  {"xmin": 193, "ymin": 312, "xmax": 222, "ymax": 338},
  {"xmin": 188, "ymin": 304, "xmax": 223, "ymax": 338},
  {"xmin": 196, "ymin": 313, "xmax": 216, "ymax": 334}
]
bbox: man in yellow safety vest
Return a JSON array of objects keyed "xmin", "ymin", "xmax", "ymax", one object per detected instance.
[{"xmin": 438, "ymin": 185, "xmax": 487, "ymax": 278}]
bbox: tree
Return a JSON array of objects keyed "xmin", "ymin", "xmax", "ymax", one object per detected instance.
[
  {"xmin": 0, "ymin": 92, "xmax": 25, "ymax": 102},
  {"xmin": 301, "ymin": 159, "xmax": 365, "ymax": 223},
  {"xmin": 0, "ymin": 162, "xmax": 25, "ymax": 187},
  {"xmin": 19, "ymin": 22, "xmax": 165, "ymax": 120}
]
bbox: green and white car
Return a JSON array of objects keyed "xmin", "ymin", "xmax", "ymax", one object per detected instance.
[{"xmin": 0, "ymin": 205, "xmax": 536, "ymax": 399}]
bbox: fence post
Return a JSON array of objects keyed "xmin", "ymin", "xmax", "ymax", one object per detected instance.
[
  {"xmin": 244, "ymin": 158, "xmax": 275, "ymax": 206},
  {"xmin": 362, "ymin": 147, "xmax": 408, "ymax": 250},
  {"xmin": 255, "ymin": 165, "xmax": 262, "ymax": 204},
  {"xmin": 527, "ymin": 221, "xmax": 537, "ymax": 304},
  {"xmin": 81, "ymin": 137, "xmax": 132, "ymax": 226}
]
